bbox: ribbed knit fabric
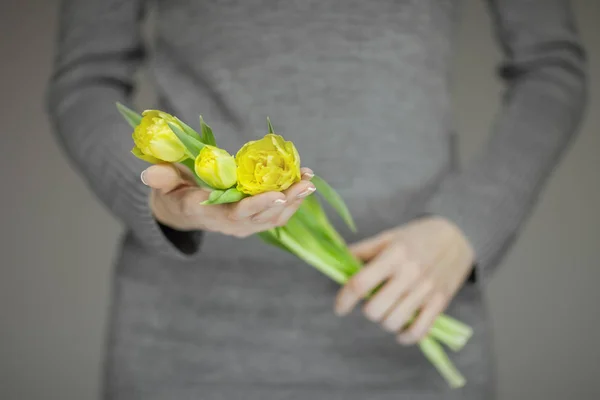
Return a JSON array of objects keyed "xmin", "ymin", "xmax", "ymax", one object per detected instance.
[{"xmin": 46, "ymin": 0, "xmax": 586, "ymax": 398}]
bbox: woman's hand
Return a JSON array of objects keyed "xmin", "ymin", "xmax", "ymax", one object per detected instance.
[
  {"xmin": 141, "ymin": 163, "xmax": 315, "ymax": 237},
  {"xmin": 335, "ymin": 216, "xmax": 475, "ymax": 345}
]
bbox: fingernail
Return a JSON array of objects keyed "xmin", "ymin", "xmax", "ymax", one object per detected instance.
[
  {"xmin": 140, "ymin": 170, "xmax": 148, "ymax": 185},
  {"xmin": 272, "ymin": 199, "xmax": 287, "ymax": 206},
  {"xmin": 296, "ymin": 186, "xmax": 316, "ymax": 199},
  {"xmin": 302, "ymin": 172, "xmax": 315, "ymax": 179}
]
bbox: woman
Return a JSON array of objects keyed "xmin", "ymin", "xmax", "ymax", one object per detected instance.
[{"xmin": 47, "ymin": 0, "xmax": 586, "ymax": 398}]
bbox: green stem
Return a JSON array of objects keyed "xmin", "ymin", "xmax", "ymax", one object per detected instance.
[
  {"xmin": 419, "ymin": 336, "xmax": 466, "ymax": 389},
  {"xmin": 277, "ymin": 229, "xmax": 348, "ymax": 284},
  {"xmin": 434, "ymin": 314, "xmax": 473, "ymax": 340},
  {"xmin": 429, "ymin": 323, "xmax": 469, "ymax": 352}
]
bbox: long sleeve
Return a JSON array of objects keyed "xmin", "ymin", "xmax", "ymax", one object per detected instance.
[
  {"xmin": 425, "ymin": 0, "xmax": 588, "ymax": 282},
  {"xmin": 46, "ymin": 0, "xmax": 202, "ymax": 260}
]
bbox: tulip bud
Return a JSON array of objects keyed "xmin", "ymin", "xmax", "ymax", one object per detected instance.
[
  {"xmin": 131, "ymin": 110, "xmax": 188, "ymax": 163},
  {"xmin": 194, "ymin": 145, "xmax": 237, "ymax": 189}
]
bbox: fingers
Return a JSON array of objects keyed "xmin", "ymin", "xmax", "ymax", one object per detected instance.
[
  {"xmin": 301, "ymin": 167, "xmax": 314, "ymax": 180},
  {"xmin": 397, "ymin": 292, "xmax": 448, "ymax": 345},
  {"xmin": 251, "ymin": 180, "xmax": 316, "ymax": 224},
  {"xmin": 362, "ymin": 265, "xmax": 420, "ymax": 322},
  {"xmin": 380, "ymin": 278, "xmax": 434, "ymax": 333},
  {"xmin": 176, "ymin": 187, "xmax": 212, "ymax": 216},
  {"xmin": 142, "ymin": 164, "xmax": 187, "ymax": 193},
  {"xmin": 283, "ymin": 179, "xmax": 316, "ymax": 199},
  {"xmin": 349, "ymin": 231, "xmax": 395, "ymax": 262},
  {"xmin": 276, "ymin": 180, "xmax": 316, "ymax": 223},
  {"xmin": 149, "ymin": 164, "xmax": 317, "ymax": 234},
  {"xmin": 174, "ymin": 162, "xmax": 202, "ymax": 184},
  {"xmin": 250, "ymin": 200, "xmax": 289, "ymax": 223},
  {"xmin": 335, "ymin": 249, "xmax": 399, "ymax": 316},
  {"xmin": 229, "ymin": 191, "xmax": 287, "ymax": 220}
]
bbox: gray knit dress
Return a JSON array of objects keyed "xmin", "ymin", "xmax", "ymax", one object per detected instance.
[{"xmin": 47, "ymin": 0, "xmax": 587, "ymax": 398}]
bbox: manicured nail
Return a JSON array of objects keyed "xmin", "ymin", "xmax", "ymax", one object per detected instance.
[
  {"xmin": 296, "ymin": 186, "xmax": 316, "ymax": 199},
  {"xmin": 273, "ymin": 199, "xmax": 287, "ymax": 206},
  {"xmin": 140, "ymin": 170, "xmax": 148, "ymax": 185},
  {"xmin": 302, "ymin": 172, "xmax": 315, "ymax": 179}
]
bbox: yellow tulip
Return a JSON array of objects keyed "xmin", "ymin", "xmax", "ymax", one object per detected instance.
[
  {"xmin": 131, "ymin": 110, "xmax": 188, "ymax": 163},
  {"xmin": 236, "ymin": 134, "xmax": 301, "ymax": 195},
  {"xmin": 194, "ymin": 145, "xmax": 237, "ymax": 189}
]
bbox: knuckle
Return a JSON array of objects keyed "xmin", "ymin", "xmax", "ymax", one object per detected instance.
[
  {"xmin": 226, "ymin": 211, "xmax": 240, "ymax": 222},
  {"xmin": 179, "ymin": 198, "xmax": 194, "ymax": 216},
  {"xmin": 347, "ymin": 277, "xmax": 366, "ymax": 296},
  {"xmin": 392, "ymin": 243, "xmax": 407, "ymax": 261},
  {"xmin": 399, "ymin": 261, "xmax": 421, "ymax": 281},
  {"xmin": 431, "ymin": 290, "xmax": 449, "ymax": 307},
  {"xmin": 420, "ymin": 278, "xmax": 435, "ymax": 294},
  {"xmin": 268, "ymin": 215, "xmax": 282, "ymax": 225}
]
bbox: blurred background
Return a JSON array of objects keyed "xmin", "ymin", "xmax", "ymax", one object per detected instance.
[{"xmin": 1, "ymin": 0, "xmax": 599, "ymax": 399}]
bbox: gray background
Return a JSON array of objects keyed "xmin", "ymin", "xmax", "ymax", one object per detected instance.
[{"xmin": 1, "ymin": 0, "xmax": 599, "ymax": 399}]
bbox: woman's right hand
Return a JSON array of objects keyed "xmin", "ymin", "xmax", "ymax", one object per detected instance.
[{"xmin": 141, "ymin": 164, "xmax": 316, "ymax": 237}]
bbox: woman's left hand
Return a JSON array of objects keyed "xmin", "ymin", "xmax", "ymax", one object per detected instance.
[{"xmin": 334, "ymin": 216, "xmax": 475, "ymax": 345}]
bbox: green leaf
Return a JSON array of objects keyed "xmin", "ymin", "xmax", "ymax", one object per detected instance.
[
  {"xmin": 297, "ymin": 195, "xmax": 345, "ymax": 247},
  {"xmin": 267, "ymin": 117, "xmax": 275, "ymax": 134},
  {"xmin": 116, "ymin": 102, "xmax": 142, "ymax": 129},
  {"xmin": 258, "ymin": 229, "xmax": 293, "ymax": 254},
  {"xmin": 311, "ymin": 175, "xmax": 357, "ymax": 232},
  {"xmin": 216, "ymin": 188, "xmax": 246, "ymax": 204},
  {"xmin": 175, "ymin": 117, "xmax": 203, "ymax": 142},
  {"xmin": 276, "ymin": 221, "xmax": 349, "ymax": 284},
  {"xmin": 200, "ymin": 188, "xmax": 246, "ymax": 205},
  {"xmin": 292, "ymin": 204, "xmax": 361, "ymax": 275},
  {"xmin": 167, "ymin": 122, "xmax": 205, "ymax": 158},
  {"xmin": 200, "ymin": 190, "xmax": 225, "ymax": 205},
  {"xmin": 199, "ymin": 116, "xmax": 217, "ymax": 146}
]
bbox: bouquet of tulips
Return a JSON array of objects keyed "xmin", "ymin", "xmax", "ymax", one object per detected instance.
[{"xmin": 117, "ymin": 103, "xmax": 473, "ymax": 388}]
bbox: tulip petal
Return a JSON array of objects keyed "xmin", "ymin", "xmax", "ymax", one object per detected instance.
[
  {"xmin": 131, "ymin": 146, "xmax": 161, "ymax": 164},
  {"xmin": 149, "ymin": 139, "xmax": 187, "ymax": 162}
]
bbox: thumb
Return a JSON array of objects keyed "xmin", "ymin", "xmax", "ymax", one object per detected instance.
[
  {"xmin": 349, "ymin": 231, "xmax": 394, "ymax": 262},
  {"xmin": 141, "ymin": 164, "xmax": 187, "ymax": 193}
]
